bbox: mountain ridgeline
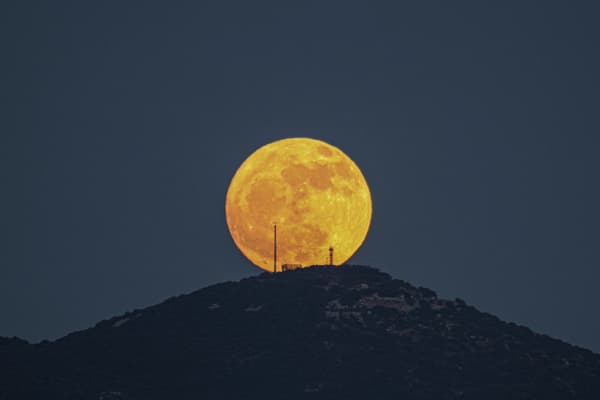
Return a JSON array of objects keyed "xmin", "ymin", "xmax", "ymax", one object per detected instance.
[{"xmin": 2, "ymin": 265, "xmax": 599, "ymax": 399}]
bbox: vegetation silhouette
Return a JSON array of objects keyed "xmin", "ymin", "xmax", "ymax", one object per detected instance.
[{"xmin": 2, "ymin": 265, "xmax": 599, "ymax": 399}]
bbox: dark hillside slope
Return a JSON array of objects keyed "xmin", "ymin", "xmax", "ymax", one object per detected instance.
[{"xmin": 2, "ymin": 265, "xmax": 599, "ymax": 399}]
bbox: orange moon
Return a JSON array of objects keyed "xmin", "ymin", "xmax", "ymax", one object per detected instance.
[{"xmin": 225, "ymin": 138, "xmax": 372, "ymax": 272}]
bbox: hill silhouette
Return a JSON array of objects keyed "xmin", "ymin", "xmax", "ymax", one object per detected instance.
[{"xmin": 2, "ymin": 265, "xmax": 599, "ymax": 399}]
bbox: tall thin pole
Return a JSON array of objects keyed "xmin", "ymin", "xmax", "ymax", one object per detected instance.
[
  {"xmin": 273, "ymin": 224, "xmax": 277, "ymax": 273},
  {"xmin": 329, "ymin": 246, "xmax": 333, "ymax": 266}
]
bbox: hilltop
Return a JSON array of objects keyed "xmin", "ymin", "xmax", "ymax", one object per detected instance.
[{"xmin": 2, "ymin": 265, "xmax": 599, "ymax": 399}]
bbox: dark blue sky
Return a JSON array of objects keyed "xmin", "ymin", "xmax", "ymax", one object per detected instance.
[{"xmin": 2, "ymin": 1, "xmax": 599, "ymax": 351}]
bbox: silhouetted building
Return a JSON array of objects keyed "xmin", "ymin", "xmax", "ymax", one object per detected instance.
[{"xmin": 281, "ymin": 264, "xmax": 302, "ymax": 271}]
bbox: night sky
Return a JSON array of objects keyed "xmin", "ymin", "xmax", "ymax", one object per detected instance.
[{"xmin": 2, "ymin": 2, "xmax": 599, "ymax": 352}]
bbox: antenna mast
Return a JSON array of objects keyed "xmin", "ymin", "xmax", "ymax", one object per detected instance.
[
  {"xmin": 329, "ymin": 246, "xmax": 334, "ymax": 266},
  {"xmin": 273, "ymin": 224, "xmax": 277, "ymax": 273}
]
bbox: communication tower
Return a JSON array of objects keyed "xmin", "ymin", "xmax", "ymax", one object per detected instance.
[{"xmin": 273, "ymin": 224, "xmax": 277, "ymax": 273}]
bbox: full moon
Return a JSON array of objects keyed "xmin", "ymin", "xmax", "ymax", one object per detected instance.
[{"xmin": 225, "ymin": 138, "xmax": 372, "ymax": 272}]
